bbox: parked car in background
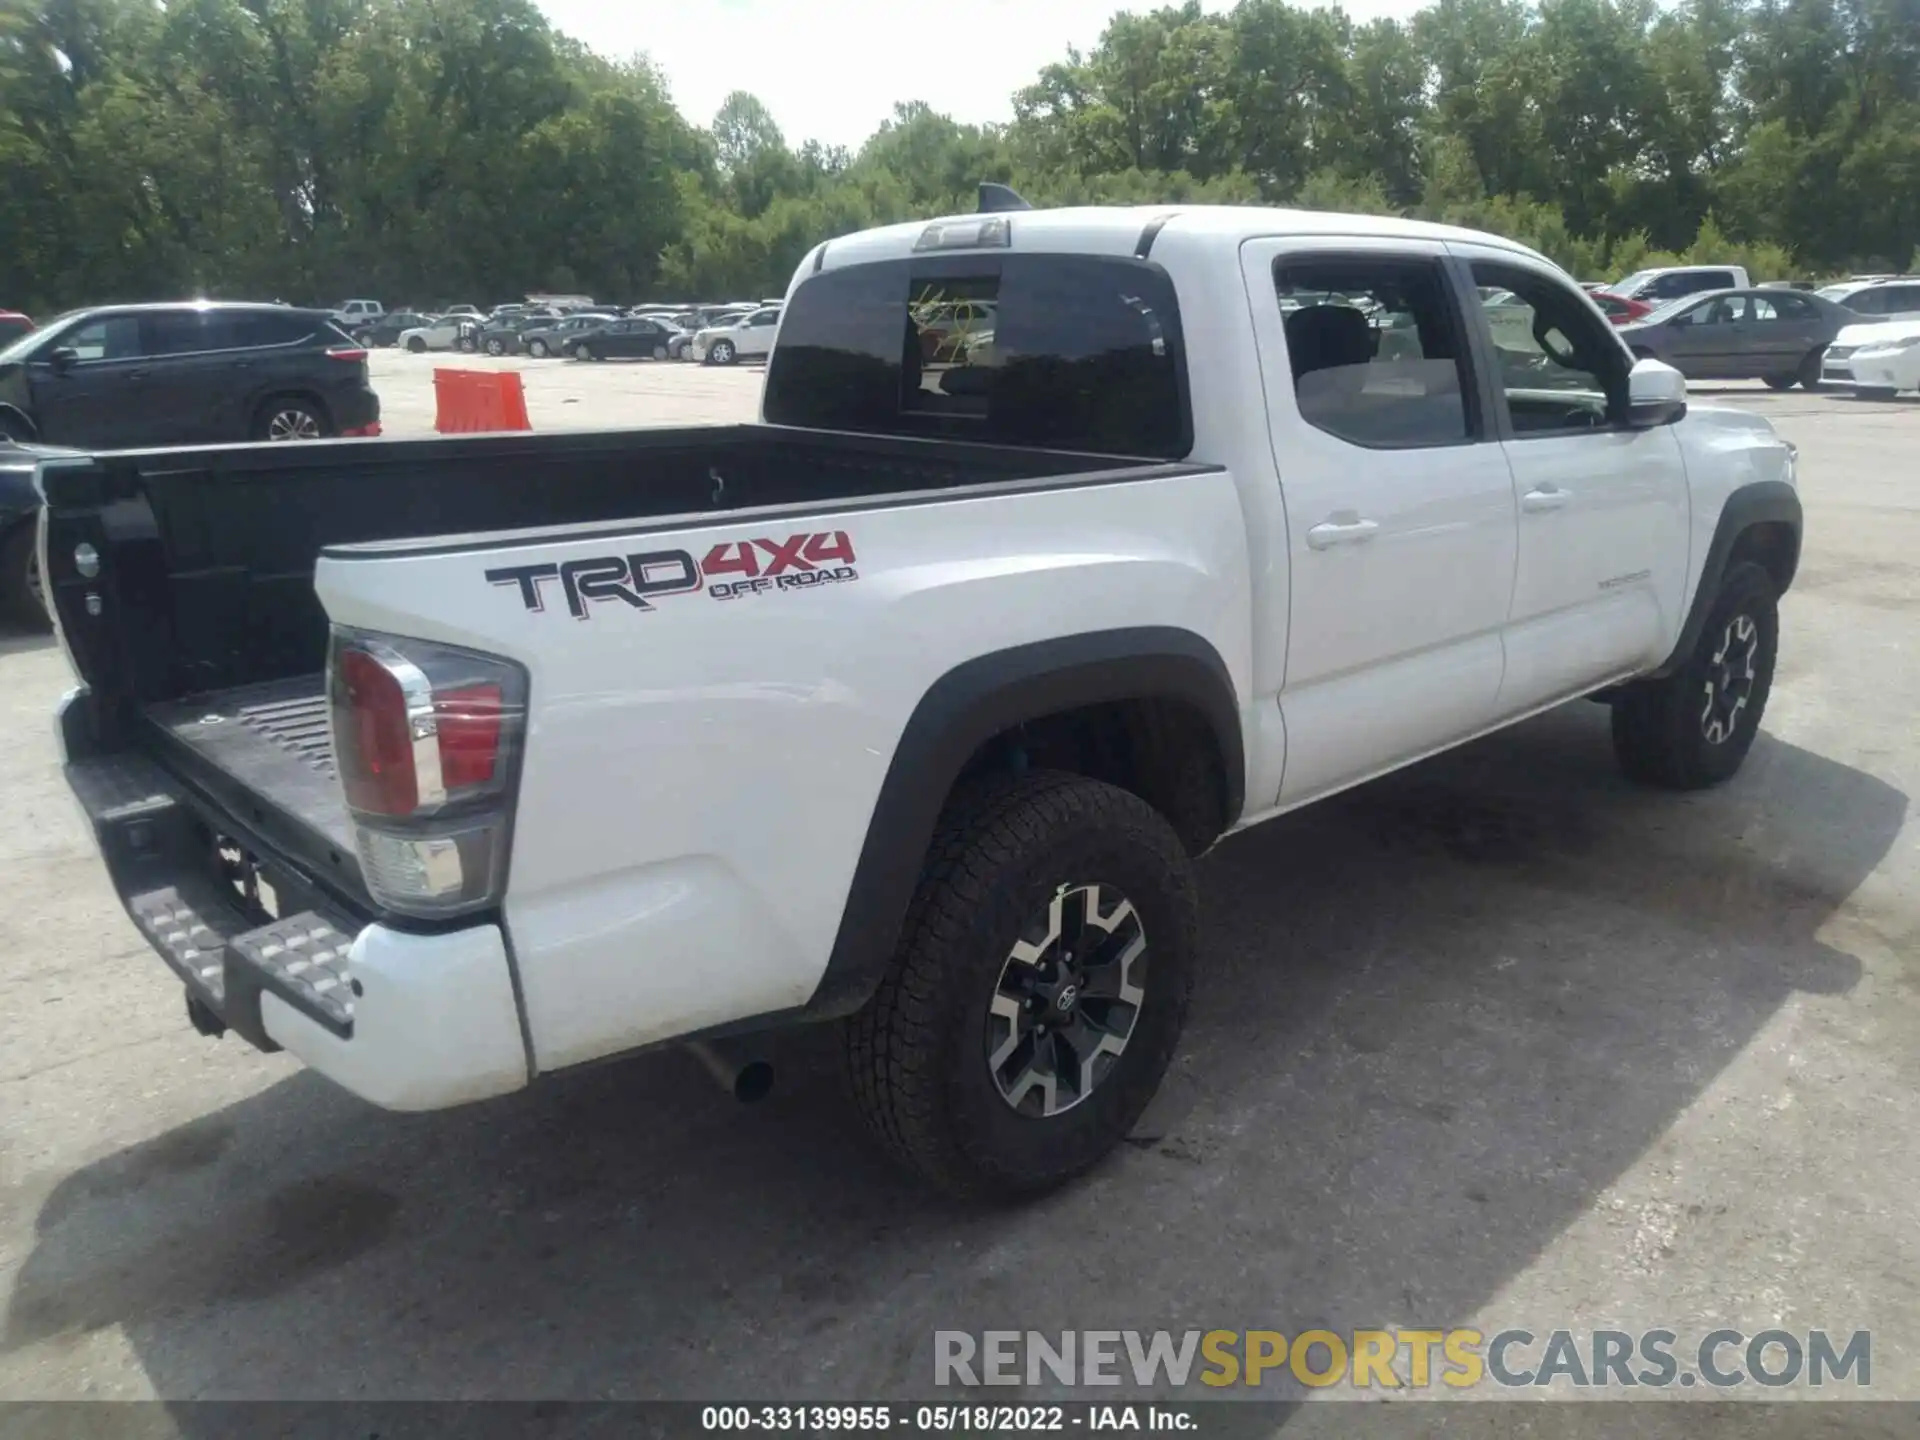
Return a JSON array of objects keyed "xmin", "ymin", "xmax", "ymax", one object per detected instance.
[
  {"xmin": 690, "ymin": 306, "xmax": 782, "ymax": 365},
  {"xmin": 518, "ymin": 313, "xmax": 617, "ymax": 358},
  {"xmin": 478, "ymin": 314, "xmax": 541, "ymax": 356},
  {"xmin": 1611, "ymin": 265, "xmax": 1751, "ymax": 304},
  {"xmin": 1816, "ymin": 276, "xmax": 1920, "ymax": 323},
  {"xmin": 352, "ymin": 310, "xmax": 434, "ymax": 347},
  {"xmin": 569, "ymin": 316, "xmax": 681, "ymax": 361},
  {"xmin": 1589, "ymin": 290, "xmax": 1654, "ymax": 324},
  {"xmin": 0, "ymin": 302, "xmax": 378, "ymax": 453},
  {"xmin": 398, "ymin": 315, "xmax": 480, "ymax": 353},
  {"xmin": 1618, "ymin": 287, "xmax": 1854, "ymax": 389},
  {"xmin": 441, "ymin": 304, "xmax": 481, "ymax": 318},
  {"xmin": 1822, "ymin": 318, "xmax": 1920, "ymax": 396},
  {"xmin": 331, "ymin": 299, "xmax": 384, "ymax": 327},
  {"xmin": 0, "ymin": 311, "xmax": 34, "ymax": 345}
]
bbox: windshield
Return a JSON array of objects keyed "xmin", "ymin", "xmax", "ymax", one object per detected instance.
[
  {"xmin": 1612, "ymin": 271, "xmax": 1654, "ymax": 294},
  {"xmin": 0, "ymin": 310, "xmax": 79, "ymax": 364},
  {"xmin": 1638, "ymin": 295, "xmax": 1700, "ymax": 324},
  {"xmin": 1815, "ymin": 285, "xmax": 1853, "ymax": 302}
]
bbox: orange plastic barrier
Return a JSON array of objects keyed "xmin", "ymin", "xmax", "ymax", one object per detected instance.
[{"xmin": 433, "ymin": 368, "xmax": 532, "ymax": 434}]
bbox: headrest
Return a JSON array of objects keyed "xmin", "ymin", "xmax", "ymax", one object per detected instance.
[{"xmin": 1285, "ymin": 305, "xmax": 1374, "ymax": 377}]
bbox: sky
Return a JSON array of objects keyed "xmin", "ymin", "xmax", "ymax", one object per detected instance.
[{"xmin": 532, "ymin": 0, "xmax": 1425, "ymax": 152}]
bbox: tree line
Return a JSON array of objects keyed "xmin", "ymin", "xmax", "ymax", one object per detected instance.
[{"xmin": 3, "ymin": 0, "xmax": 1917, "ymax": 316}]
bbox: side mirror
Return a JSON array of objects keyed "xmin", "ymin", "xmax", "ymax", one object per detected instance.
[
  {"xmin": 46, "ymin": 346, "xmax": 79, "ymax": 374},
  {"xmin": 1626, "ymin": 357, "xmax": 1687, "ymax": 429}
]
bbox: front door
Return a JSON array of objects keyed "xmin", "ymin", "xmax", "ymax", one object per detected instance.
[
  {"xmin": 1664, "ymin": 294, "xmax": 1745, "ymax": 377},
  {"xmin": 1454, "ymin": 249, "xmax": 1690, "ymax": 714},
  {"xmin": 1240, "ymin": 237, "xmax": 1519, "ymax": 806},
  {"xmin": 26, "ymin": 313, "xmax": 149, "ymax": 447}
]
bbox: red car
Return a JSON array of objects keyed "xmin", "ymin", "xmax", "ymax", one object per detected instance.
[
  {"xmin": 0, "ymin": 311, "xmax": 34, "ymax": 346},
  {"xmin": 1590, "ymin": 291, "xmax": 1653, "ymax": 325}
]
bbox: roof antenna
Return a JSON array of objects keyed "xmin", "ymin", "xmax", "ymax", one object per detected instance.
[{"xmin": 977, "ymin": 182, "xmax": 1032, "ymax": 214}]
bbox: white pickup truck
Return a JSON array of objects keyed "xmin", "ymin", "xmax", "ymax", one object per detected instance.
[{"xmin": 43, "ymin": 200, "xmax": 1801, "ymax": 1197}]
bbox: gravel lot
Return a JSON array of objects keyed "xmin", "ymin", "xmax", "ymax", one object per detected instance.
[{"xmin": 1, "ymin": 367, "xmax": 1917, "ymax": 1420}]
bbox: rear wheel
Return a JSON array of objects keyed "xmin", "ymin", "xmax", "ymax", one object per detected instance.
[
  {"xmin": 406, "ymin": 336, "xmax": 427, "ymax": 354},
  {"xmin": 0, "ymin": 521, "xmax": 49, "ymax": 630},
  {"xmin": 573, "ymin": 342, "xmax": 594, "ymax": 361},
  {"xmin": 528, "ymin": 338, "xmax": 550, "ymax": 358},
  {"xmin": 485, "ymin": 337, "xmax": 506, "ymax": 356},
  {"xmin": 457, "ymin": 334, "xmax": 478, "ymax": 354},
  {"xmin": 653, "ymin": 343, "xmax": 668, "ymax": 360},
  {"xmin": 252, "ymin": 395, "xmax": 331, "ymax": 443},
  {"xmin": 1611, "ymin": 561, "xmax": 1778, "ymax": 789},
  {"xmin": 842, "ymin": 771, "xmax": 1198, "ymax": 1198}
]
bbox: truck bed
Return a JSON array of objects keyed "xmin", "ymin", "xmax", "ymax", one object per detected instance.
[
  {"xmin": 142, "ymin": 675, "xmax": 347, "ymax": 852},
  {"xmin": 43, "ymin": 423, "xmax": 1182, "ymax": 921}
]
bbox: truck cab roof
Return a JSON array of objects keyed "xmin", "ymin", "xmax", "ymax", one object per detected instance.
[{"xmin": 815, "ymin": 204, "xmax": 1552, "ymax": 273}]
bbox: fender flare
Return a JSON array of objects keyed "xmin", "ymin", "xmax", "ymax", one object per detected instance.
[
  {"xmin": 1646, "ymin": 480, "xmax": 1802, "ymax": 680},
  {"xmin": 803, "ymin": 626, "xmax": 1245, "ymax": 1017}
]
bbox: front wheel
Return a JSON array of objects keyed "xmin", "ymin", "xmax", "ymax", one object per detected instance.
[
  {"xmin": 485, "ymin": 338, "xmax": 506, "ymax": 356},
  {"xmin": 406, "ymin": 336, "xmax": 426, "ymax": 354},
  {"xmin": 1611, "ymin": 561, "xmax": 1778, "ymax": 789},
  {"xmin": 457, "ymin": 334, "xmax": 478, "ymax": 354},
  {"xmin": 0, "ymin": 521, "xmax": 49, "ymax": 630},
  {"xmin": 1796, "ymin": 347, "xmax": 1825, "ymax": 391},
  {"xmin": 1762, "ymin": 374, "xmax": 1795, "ymax": 391},
  {"xmin": 653, "ymin": 344, "xmax": 668, "ymax": 361},
  {"xmin": 709, "ymin": 339, "xmax": 736, "ymax": 366},
  {"xmin": 842, "ymin": 771, "xmax": 1198, "ymax": 1198},
  {"xmin": 573, "ymin": 342, "xmax": 594, "ymax": 361},
  {"xmin": 528, "ymin": 339, "xmax": 549, "ymax": 358}
]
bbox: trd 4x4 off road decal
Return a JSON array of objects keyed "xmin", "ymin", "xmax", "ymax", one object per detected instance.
[{"xmin": 487, "ymin": 531, "xmax": 859, "ymax": 619}]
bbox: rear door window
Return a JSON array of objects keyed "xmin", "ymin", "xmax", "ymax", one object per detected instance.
[
  {"xmin": 765, "ymin": 253, "xmax": 1189, "ymax": 457},
  {"xmin": 1273, "ymin": 256, "xmax": 1476, "ymax": 449}
]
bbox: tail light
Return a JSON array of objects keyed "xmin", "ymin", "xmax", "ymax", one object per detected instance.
[
  {"xmin": 327, "ymin": 629, "xmax": 528, "ymax": 919},
  {"xmin": 325, "ymin": 345, "xmax": 369, "ymax": 363}
]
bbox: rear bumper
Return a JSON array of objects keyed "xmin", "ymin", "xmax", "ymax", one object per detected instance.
[
  {"xmin": 60, "ymin": 690, "xmax": 528, "ymax": 1112},
  {"xmin": 333, "ymin": 387, "xmax": 381, "ymax": 434}
]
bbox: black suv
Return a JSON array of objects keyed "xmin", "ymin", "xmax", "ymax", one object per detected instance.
[{"xmin": 0, "ymin": 303, "xmax": 380, "ymax": 448}]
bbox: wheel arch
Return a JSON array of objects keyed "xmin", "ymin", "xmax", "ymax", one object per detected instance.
[
  {"xmin": 804, "ymin": 627, "xmax": 1244, "ymax": 1018},
  {"xmin": 1647, "ymin": 479, "xmax": 1801, "ymax": 680},
  {"xmin": 0, "ymin": 403, "xmax": 38, "ymax": 441}
]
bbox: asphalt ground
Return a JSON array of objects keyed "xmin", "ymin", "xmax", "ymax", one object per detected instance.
[{"xmin": 1, "ymin": 363, "xmax": 1916, "ymax": 1428}]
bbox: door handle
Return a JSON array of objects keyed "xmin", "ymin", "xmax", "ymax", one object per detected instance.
[
  {"xmin": 125, "ymin": 370, "xmax": 147, "ymax": 381},
  {"xmin": 1306, "ymin": 516, "xmax": 1380, "ymax": 550},
  {"xmin": 1521, "ymin": 486, "xmax": 1571, "ymax": 513}
]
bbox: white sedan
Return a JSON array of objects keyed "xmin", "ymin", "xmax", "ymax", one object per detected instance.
[
  {"xmin": 690, "ymin": 306, "xmax": 782, "ymax": 365},
  {"xmin": 1824, "ymin": 320, "xmax": 1920, "ymax": 397},
  {"xmin": 397, "ymin": 316, "xmax": 480, "ymax": 354}
]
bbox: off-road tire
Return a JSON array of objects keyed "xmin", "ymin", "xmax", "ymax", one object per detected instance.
[
  {"xmin": 842, "ymin": 770, "xmax": 1198, "ymax": 1199},
  {"xmin": 1611, "ymin": 561, "xmax": 1778, "ymax": 789}
]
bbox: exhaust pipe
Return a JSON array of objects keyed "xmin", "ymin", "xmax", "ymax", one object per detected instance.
[{"xmin": 687, "ymin": 1037, "xmax": 775, "ymax": 1104}]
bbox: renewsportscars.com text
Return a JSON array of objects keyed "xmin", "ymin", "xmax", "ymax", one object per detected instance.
[{"xmin": 933, "ymin": 1328, "xmax": 1871, "ymax": 1391}]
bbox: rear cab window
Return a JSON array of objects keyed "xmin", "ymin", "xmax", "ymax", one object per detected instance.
[{"xmin": 764, "ymin": 252, "xmax": 1191, "ymax": 458}]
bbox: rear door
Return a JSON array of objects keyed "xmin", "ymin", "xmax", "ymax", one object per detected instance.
[
  {"xmin": 1455, "ymin": 249, "xmax": 1689, "ymax": 713},
  {"xmin": 139, "ymin": 310, "xmax": 248, "ymax": 442},
  {"xmin": 1239, "ymin": 237, "xmax": 1518, "ymax": 804},
  {"xmin": 1745, "ymin": 293, "xmax": 1822, "ymax": 373},
  {"xmin": 738, "ymin": 309, "xmax": 781, "ymax": 357},
  {"xmin": 26, "ymin": 312, "xmax": 150, "ymax": 447}
]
